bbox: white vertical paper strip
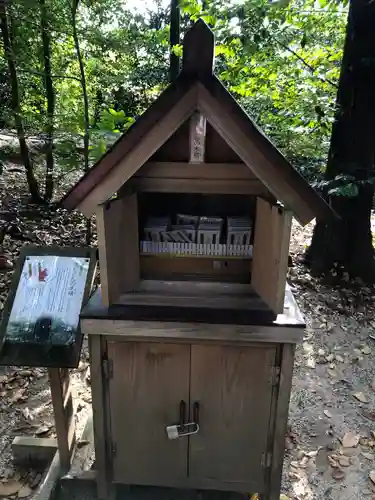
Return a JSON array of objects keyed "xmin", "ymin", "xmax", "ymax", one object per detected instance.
[{"xmin": 189, "ymin": 111, "xmax": 206, "ymax": 164}]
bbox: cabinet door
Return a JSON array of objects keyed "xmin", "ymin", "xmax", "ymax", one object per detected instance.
[
  {"xmin": 108, "ymin": 341, "xmax": 190, "ymax": 486},
  {"xmin": 189, "ymin": 344, "xmax": 276, "ymax": 491}
]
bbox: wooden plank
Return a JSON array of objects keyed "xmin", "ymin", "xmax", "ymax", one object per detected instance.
[
  {"xmin": 140, "ymin": 254, "xmax": 251, "ymax": 283},
  {"xmin": 116, "ymin": 282, "xmax": 261, "ymax": 310},
  {"xmin": 189, "ymin": 344, "xmax": 276, "ymax": 491},
  {"xmin": 88, "ymin": 335, "xmax": 115, "ymax": 500},
  {"xmin": 132, "ymin": 177, "xmax": 267, "ymax": 195},
  {"xmin": 96, "ymin": 193, "xmax": 139, "ymax": 307},
  {"xmin": 108, "ymin": 341, "xmax": 190, "ymax": 486},
  {"xmin": 12, "ymin": 437, "xmax": 57, "ymax": 466},
  {"xmin": 82, "ymin": 319, "xmax": 303, "ymax": 344},
  {"xmin": 78, "ymin": 85, "xmax": 198, "ymax": 216},
  {"xmin": 197, "ymin": 79, "xmax": 331, "ymax": 225},
  {"xmin": 264, "ymin": 344, "xmax": 295, "ymax": 500},
  {"xmin": 251, "ymin": 198, "xmax": 291, "ymax": 314},
  {"xmin": 275, "ymin": 211, "xmax": 292, "ymax": 312},
  {"xmin": 135, "ymin": 280, "xmax": 256, "ymax": 296},
  {"xmin": 135, "ymin": 162, "xmax": 256, "ymax": 180},
  {"xmin": 48, "ymin": 368, "xmax": 75, "ymax": 474}
]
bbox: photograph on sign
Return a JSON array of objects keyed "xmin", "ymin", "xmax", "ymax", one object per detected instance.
[{"xmin": 5, "ymin": 255, "xmax": 90, "ymax": 346}]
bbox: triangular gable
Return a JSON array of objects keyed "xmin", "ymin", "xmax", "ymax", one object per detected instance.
[{"xmin": 61, "ymin": 19, "xmax": 334, "ymax": 226}]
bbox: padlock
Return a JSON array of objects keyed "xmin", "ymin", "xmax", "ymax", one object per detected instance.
[{"xmin": 166, "ymin": 425, "xmax": 180, "ymax": 440}]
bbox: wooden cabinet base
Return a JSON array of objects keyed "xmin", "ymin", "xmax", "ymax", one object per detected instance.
[{"xmin": 87, "ymin": 329, "xmax": 299, "ymax": 500}]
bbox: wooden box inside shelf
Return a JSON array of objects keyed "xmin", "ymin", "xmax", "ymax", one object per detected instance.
[{"xmin": 62, "ymin": 21, "xmax": 333, "ymax": 324}]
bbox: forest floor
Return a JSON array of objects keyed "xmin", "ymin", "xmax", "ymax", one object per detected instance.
[{"xmin": 1, "ymin": 165, "xmax": 375, "ymax": 500}]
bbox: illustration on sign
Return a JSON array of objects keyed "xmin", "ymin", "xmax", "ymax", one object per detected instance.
[{"xmin": 5, "ymin": 255, "xmax": 90, "ymax": 345}]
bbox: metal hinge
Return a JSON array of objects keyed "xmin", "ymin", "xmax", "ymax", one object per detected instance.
[
  {"xmin": 269, "ymin": 366, "xmax": 281, "ymax": 386},
  {"xmin": 102, "ymin": 358, "xmax": 113, "ymax": 380},
  {"xmin": 261, "ymin": 451, "xmax": 273, "ymax": 468}
]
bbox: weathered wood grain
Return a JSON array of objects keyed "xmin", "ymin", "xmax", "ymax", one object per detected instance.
[{"xmin": 109, "ymin": 342, "xmax": 190, "ymax": 486}]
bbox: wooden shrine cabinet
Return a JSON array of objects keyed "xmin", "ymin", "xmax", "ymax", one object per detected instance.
[{"xmin": 62, "ymin": 19, "xmax": 334, "ymax": 500}]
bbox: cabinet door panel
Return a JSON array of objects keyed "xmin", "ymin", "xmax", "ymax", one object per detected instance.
[
  {"xmin": 109, "ymin": 341, "xmax": 190, "ymax": 485},
  {"xmin": 189, "ymin": 344, "xmax": 276, "ymax": 489}
]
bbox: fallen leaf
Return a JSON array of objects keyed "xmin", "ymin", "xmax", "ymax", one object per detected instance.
[
  {"xmin": 305, "ymin": 449, "xmax": 319, "ymax": 458},
  {"xmin": 318, "ymin": 348, "xmax": 325, "ymax": 356},
  {"xmin": 316, "ymin": 448, "xmax": 329, "ymax": 473},
  {"xmin": 339, "ymin": 456, "xmax": 351, "ymax": 467},
  {"xmin": 326, "ymin": 354, "xmax": 334, "ymax": 362},
  {"xmin": 335, "ymin": 354, "xmax": 344, "ymax": 363},
  {"xmin": 369, "ymin": 470, "xmax": 375, "ymax": 484},
  {"xmin": 360, "ymin": 409, "xmax": 375, "ymax": 421},
  {"xmin": 324, "ymin": 410, "xmax": 333, "ymax": 418},
  {"xmin": 17, "ymin": 484, "xmax": 32, "ymax": 498},
  {"xmin": 9, "ymin": 388, "xmax": 25, "ymax": 403},
  {"xmin": 0, "ymin": 480, "xmax": 23, "ymax": 496},
  {"xmin": 280, "ymin": 496, "xmax": 291, "ymax": 500},
  {"xmin": 328, "ymin": 368, "xmax": 338, "ymax": 377},
  {"xmin": 331, "ymin": 468, "xmax": 345, "ymax": 480},
  {"xmin": 306, "ymin": 358, "xmax": 316, "ymax": 369},
  {"xmin": 362, "ymin": 452, "xmax": 375, "ymax": 460},
  {"xmin": 328, "ymin": 455, "xmax": 339, "ymax": 467},
  {"xmin": 342, "ymin": 432, "xmax": 359, "ymax": 448},
  {"xmin": 35, "ymin": 424, "xmax": 51, "ymax": 436},
  {"xmin": 362, "ymin": 345, "xmax": 371, "ymax": 355},
  {"xmin": 353, "ymin": 391, "xmax": 368, "ymax": 403}
]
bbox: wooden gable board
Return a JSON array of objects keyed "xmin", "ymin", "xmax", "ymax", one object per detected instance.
[
  {"xmin": 196, "ymin": 77, "xmax": 333, "ymax": 226},
  {"xmin": 76, "ymin": 84, "xmax": 198, "ymax": 217},
  {"xmin": 61, "ymin": 75, "xmax": 197, "ymax": 214}
]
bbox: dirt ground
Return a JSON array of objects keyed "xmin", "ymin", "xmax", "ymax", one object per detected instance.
[{"xmin": 1, "ymin": 167, "xmax": 375, "ymax": 500}]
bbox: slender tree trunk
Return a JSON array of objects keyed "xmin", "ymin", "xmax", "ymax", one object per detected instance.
[
  {"xmin": 0, "ymin": 5, "xmax": 43, "ymax": 204},
  {"xmin": 71, "ymin": 0, "xmax": 91, "ymax": 244},
  {"xmin": 306, "ymin": 0, "xmax": 375, "ymax": 283},
  {"xmin": 169, "ymin": 0, "xmax": 180, "ymax": 83},
  {"xmin": 39, "ymin": 0, "xmax": 55, "ymax": 201}
]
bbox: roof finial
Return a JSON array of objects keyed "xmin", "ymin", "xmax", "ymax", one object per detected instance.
[{"xmin": 182, "ymin": 19, "xmax": 215, "ymax": 76}]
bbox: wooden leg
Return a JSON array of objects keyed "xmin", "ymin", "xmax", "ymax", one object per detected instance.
[
  {"xmin": 262, "ymin": 343, "xmax": 295, "ymax": 500},
  {"xmin": 48, "ymin": 368, "xmax": 76, "ymax": 474},
  {"xmin": 89, "ymin": 335, "xmax": 115, "ymax": 500}
]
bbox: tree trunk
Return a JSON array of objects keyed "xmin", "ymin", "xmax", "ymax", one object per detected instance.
[
  {"xmin": 0, "ymin": 5, "xmax": 43, "ymax": 204},
  {"xmin": 169, "ymin": 0, "xmax": 180, "ymax": 83},
  {"xmin": 39, "ymin": 0, "xmax": 55, "ymax": 201},
  {"xmin": 306, "ymin": 0, "xmax": 375, "ymax": 283},
  {"xmin": 71, "ymin": 0, "xmax": 91, "ymax": 244}
]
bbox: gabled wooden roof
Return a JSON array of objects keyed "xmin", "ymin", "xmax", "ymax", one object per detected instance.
[{"xmin": 61, "ymin": 19, "xmax": 334, "ymax": 226}]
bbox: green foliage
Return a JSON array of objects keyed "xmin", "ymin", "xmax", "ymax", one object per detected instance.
[{"xmin": 0, "ymin": 0, "xmax": 348, "ymax": 186}]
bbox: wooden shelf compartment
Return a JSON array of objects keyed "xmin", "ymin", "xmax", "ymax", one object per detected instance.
[{"xmin": 82, "ymin": 280, "xmax": 275, "ymax": 325}]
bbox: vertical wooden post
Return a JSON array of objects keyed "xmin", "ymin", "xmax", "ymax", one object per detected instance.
[
  {"xmin": 260, "ymin": 344, "xmax": 295, "ymax": 500},
  {"xmin": 48, "ymin": 368, "xmax": 76, "ymax": 474},
  {"xmin": 89, "ymin": 335, "xmax": 115, "ymax": 500}
]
